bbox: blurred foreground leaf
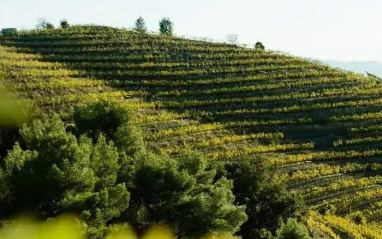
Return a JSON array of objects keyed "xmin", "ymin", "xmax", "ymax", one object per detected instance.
[
  {"xmin": 0, "ymin": 86, "xmax": 28, "ymax": 126},
  {"xmin": 0, "ymin": 215, "xmax": 82, "ymax": 239},
  {"xmin": 0, "ymin": 216, "xmax": 180, "ymax": 239}
]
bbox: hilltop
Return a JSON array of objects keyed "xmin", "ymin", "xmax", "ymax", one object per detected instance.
[{"xmin": 2, "ymin": 26, "xmax": 382, "ymax": 238}]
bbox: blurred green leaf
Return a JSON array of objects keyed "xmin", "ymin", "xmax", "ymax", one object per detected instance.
[{"xmin": 0, "ymin": 86, "xmax": 27, "ymax": 126}]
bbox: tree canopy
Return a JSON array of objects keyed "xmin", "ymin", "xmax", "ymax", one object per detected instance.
[
  {"xmin": 159, "ymin": 17, "xmax": 173, "ymax": 36},
  {"xmin": 0, "ymin": 99, "xmax": 308, "ymax": 238},
  {"xmin": 60, "ymin": 19, "xmax": 69, "ymax": 29},
  {"xmin": 134, "ymin": 16, "xmax": 147, "ymax": 33}
]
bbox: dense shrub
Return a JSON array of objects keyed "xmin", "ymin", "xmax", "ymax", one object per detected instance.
[
  {"xmin": 277, "ymin": 218, "xmax": 310, "ymax": 239},
  {"xmin": 218, "ymin": 156, "xmax": 307, "ymax": 239},
  {"xmin": 123, "ymin": 152, "xmax": 247, "ymax": 238},
  {"xmin": 72, "ymin": 100, "xmax": 145, "ymax": 156}
]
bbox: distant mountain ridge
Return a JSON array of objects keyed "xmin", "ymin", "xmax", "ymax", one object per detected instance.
[{"xmin": 324, "ymin": 60, "xmax": 382, "ymax": 77}]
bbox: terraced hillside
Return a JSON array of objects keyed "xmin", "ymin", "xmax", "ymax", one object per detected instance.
[{"xmin": 2, "ymin": 26, "xmax": 382, "ymax": 237}]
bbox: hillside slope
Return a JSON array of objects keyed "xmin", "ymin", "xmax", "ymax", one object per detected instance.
[{"xmin": 2, "ymin": 26, "xmax": 382, "ymax": 237}]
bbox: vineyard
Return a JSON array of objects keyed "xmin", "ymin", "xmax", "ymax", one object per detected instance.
[{"xmin": 2, "ymin": 26, "xmax": 382, "ymax": 238}]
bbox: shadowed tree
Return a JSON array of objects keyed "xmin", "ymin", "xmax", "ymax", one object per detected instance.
[
  {"xmin": 159, "ymin": 17, "xmax": 173, "ymax": 36},
  {"xmin": 72, "ymin": 100, "xmax": 145, "ymax": 156},
  {"xmin": 60, "ymin": 19, "xmax": 69, "ymax": 29},
  {"xmin": 123, "ymin": 152, "xmax": 247, "ymax": 238},
  {"xmin": 255, "ymin": 41, "xmax": 265, "ymax": 50},
  {"xmin": 219, "ymin": 156, "xmax": 307, "ymax": 239}
]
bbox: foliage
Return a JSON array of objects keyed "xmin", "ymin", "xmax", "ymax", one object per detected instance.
[
  {"xmin": 1, "ymin": 28, "xmax": 18, "ymax": 36},
  {"xmin": 36, "ymin": 18, "xmax": 54, "ymax": 30},
  {"xmin": 60, "ymin": 19, "xmax": 70, "ymax": 29},
  {"xmin": 0, "ymin": 215, "xmax": 240, "ymax": 239},
  {"xmin": 0, "ymin": 81, "xmax": 28, "ymax": 127},
  {"xmin": 276, "ymin": 218, "xmax": 310, "ymax": 239},
  {"xmin": 346, "ymin": 211, "xmax": 366, "ymax": 225},
  {"xmin": 134, "ymin": 16, "xmax": 147, "ymax": 33},
  {"xmin": 159, "ymin": 18, "xmax": 173, "ymax": 36},
  {"xmin": 309, "ymin": 210, "xmax": 382, "ymax": 239},
  {"xmin": 72, "ymin": 100, "xmax": 145, "ymax": 156},
  {"xmin": 0, "ymin": 215, "xmax": 178, "ymax": 239},
  {"xmin": 0, "ymin": 80, "xmax": 29, "ymax": 160},
  {"xmin": 0, "ymin": 215, "xmax": 83, "ymax": 239},
  {"xmin": 220, "ymin": 157, "xmax": 307, "ymax": 239},
  {"xmin": 255, "ymin": 41, "xmax": 265, "ymax": 50},
  {"xmin": 0, "ymin": 110, "xmax": 249, "ymax": 239},
  {"xmin": 2, "ymin": 116, "xmax": 130, "ymax": 238},
  {"xmin": 124, "ymin": 152, "xmax": 247, "ymax": 238},
  {"xmin": 46, "ymin": 23, "xmax": 55, "ymax": 29}
]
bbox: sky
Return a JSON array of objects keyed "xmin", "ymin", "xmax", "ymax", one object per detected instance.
[{"xmin": 1, "ymin": 0, "xmax": 382, "ymax": 62}]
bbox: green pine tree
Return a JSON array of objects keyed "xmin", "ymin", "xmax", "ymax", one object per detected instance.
[
  {"xmin": 134, "ymin": 16, "xmax": 147, "ymax": 33},
  {"xmin": 159, "ymin": 17, "xmax": 173, "ymax": 36}
]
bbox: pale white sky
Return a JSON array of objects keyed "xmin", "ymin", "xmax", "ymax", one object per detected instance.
[{"xmin": 1, "ymin": 0, "xmax": 382, "ymax": 62}]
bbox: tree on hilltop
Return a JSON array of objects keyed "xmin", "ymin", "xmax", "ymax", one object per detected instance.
[
  {"xmin": 134, "ymin": 16, "xmax": 147, "ymax": 33},
  {"xmin": 159, "ymin": 17, "xmax": 173, "ymax": 36},
  {"xmin": 255, "ymin": 41, "xmax": 265, "ymax": 50},
  {"xmin": 36, "ymin": 18, "xmax": 54, "ymax": 30},
  {"xmin": 60, "ymin": 19, "xmax": 69, "ymax": 29}
]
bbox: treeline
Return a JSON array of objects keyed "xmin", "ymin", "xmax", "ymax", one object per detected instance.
[
  {"xmin": 32, "ymin": 17, "xmax": 174, "ymax": 36},
  {"xmin": 0, "ymin": 99, "xmax": 309, "ymax": 239},
  {"xmin": 2, "ymin": 18, "xmax": 266, "ymax": 48}
]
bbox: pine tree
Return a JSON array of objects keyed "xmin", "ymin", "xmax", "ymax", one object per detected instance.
[
  {"xmin": 125, "ymin": 152, "xmax": 247, "ymax": 237},
  {"xmin": 134, "ymin": 16, "xmax": 147, "ymax": 33},
  {"xmin": 222, "ymin": 156, "xmax": 307, "ymax": 239},
  {"xmin": 6, "ymin": 116, "xmax": 130, "ymax": 238},
  {"xmin": 159, "ymin": 17, "xmax": 173, "ymax": 36},
  {"xmin": 72, "ymin": 100, "xmax": 145, "ymax": 156},
  {"xmin": 277, "ymin": 218, "xmax": 311, "ymax": 239}
]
